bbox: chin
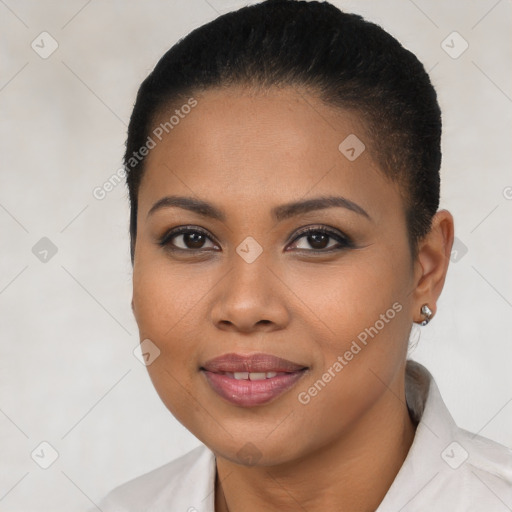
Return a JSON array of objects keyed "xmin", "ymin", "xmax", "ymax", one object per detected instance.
[{"xmin": 196, "ymin": 422, "xmax": 319, "ymax": 468}]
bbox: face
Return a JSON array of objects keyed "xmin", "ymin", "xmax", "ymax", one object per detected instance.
[{"xmin": 132, "ymin": 86, "xmax": 418, "ymax": 466}]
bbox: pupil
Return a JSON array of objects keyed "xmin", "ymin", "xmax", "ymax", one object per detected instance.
[
  {"xmin": 186, "ymin": 233, "xmax": 204, "ymax": 249},
  {"xmin": 309, "ymin": 233, "xmax": 328, "ymax": 249}
]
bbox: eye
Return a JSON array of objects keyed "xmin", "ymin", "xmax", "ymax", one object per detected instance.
[
  {"xmin": 159, "ymin": 226, "xmax": 219, "ymax": 252},
  {"xmin": 158, "ymin": 225, "xmax": 353, "ymax": 254},
  {"xmin": 287, "ymin": 226, "xmax": 353, "ymax": 252}
]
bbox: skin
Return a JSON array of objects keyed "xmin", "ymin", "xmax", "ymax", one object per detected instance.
[{"xmin": 131, "ymin": 85, "xmax": 454, "ymax": 511}]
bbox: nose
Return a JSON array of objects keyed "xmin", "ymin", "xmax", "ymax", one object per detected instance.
[{"xmin": 210, "ymin": 253, "xmax": 290, "ymax": 334}]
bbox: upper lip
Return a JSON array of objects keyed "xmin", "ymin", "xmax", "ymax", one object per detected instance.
[{"xmin": 201, "ymin": 353, "xmax": 307, "ymax": 373}]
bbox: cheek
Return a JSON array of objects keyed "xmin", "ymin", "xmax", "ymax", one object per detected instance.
[
  {"xmin": 132, "ymin": 259, "xmax": 207, "ymax": 425},
  {"xmin": 292, "ymin": 250, "xmax": 412, "ymax": 406},
  {"xmin": 132, "ymin": 255, "xmax": 213, "ymax": 341},
  {"xmin": 289, "ymin": 252, "xmax": 410, "ymax": 350},
  {"xmin": 131, "ymin": 258, "xmax": 210, "ymax": 395}
]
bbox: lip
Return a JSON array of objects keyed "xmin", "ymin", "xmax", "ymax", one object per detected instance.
[
  {"xmin": 201, "ymin": 353, "xmax": 308, "ymax": 407},
  {"xmin": 202, "ymin": 353, "xmax": 306, "ymax": 373}
]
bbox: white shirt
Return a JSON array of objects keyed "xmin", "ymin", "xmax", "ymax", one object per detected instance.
[{"xmin": 96, "ymin": 361, "xmax": 512, "ymax": 511}]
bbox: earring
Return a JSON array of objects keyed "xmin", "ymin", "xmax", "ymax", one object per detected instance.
[{"xmin": 420, "ymin": 304, "xmax": 433, "ymax": 326}]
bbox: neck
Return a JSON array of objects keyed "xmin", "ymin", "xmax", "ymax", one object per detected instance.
[{"xmin": 215, "ymin": 375, "xmax": 416, "ymax": 512}]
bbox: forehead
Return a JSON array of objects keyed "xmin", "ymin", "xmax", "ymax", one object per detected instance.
[
  {"xmin": 148, "ymin": 85, "xmax": 366, "ymax": 169},
  {"xmin": 139, "ymin": 86, "xmax": 402, "ymax": 222}
]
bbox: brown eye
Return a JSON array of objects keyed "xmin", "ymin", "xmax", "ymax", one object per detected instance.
[
  {"xmin": 304, "ymin": 232, "xmax": 330, "ymax": 250},
  {"xmin": 159, "ymin": 227, "xmax": 218, "ymax": 251},
  {"xmin": 288, "ymin": 226, "xmax": 352, "ymax": 252},
  {"xmin": 178, "ymin": 232, "xmax": 208, "ymax": 249}
]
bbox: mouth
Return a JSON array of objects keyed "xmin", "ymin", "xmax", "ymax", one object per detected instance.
[{"xmin": 200, "ymin": 353, "xmax": 308, "ymax": 407}]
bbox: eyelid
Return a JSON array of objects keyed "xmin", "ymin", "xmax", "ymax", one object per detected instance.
[
  {"xmin": 159, "ymin": 224, "xmax": 353, "ymax": 253},
  {"xmin": 287, "ymin": 225, "xmax": 353, "ymax": 251},
  {"xmin": 158, "ymin": 225, "xmax": 220, "ymax": 250}
]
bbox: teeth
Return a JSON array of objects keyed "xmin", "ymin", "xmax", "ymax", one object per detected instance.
[
  {"xmin": 231, "ymin": 371, "xmax": 279, "ymax": 380},
  {"xmin": 249, "ymin": 372, "xmax": 266, "ymax": 381}
]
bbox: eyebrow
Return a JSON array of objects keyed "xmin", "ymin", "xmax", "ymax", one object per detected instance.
[{"xmin": 147, "ymin": 195, "xmax": 372, "ymax": 222}]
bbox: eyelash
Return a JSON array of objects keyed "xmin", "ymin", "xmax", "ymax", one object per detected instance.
[{"xmin": 158, "ymin": 225, "xmax": 354, "ymax": 254}]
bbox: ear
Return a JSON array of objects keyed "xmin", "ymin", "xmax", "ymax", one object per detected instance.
[{"xmin": 412, "ymin": 209, "xmax": 454, "ymax": 323}]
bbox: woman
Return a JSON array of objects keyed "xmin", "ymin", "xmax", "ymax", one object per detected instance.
[{"xmin": 97, "ymin": 1, "xmax": 512, "ymax": 510}]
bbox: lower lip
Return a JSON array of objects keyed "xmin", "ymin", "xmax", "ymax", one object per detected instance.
[{"xmin": 202, "ymin": 370, "xmax": 306, "ymax": 407}]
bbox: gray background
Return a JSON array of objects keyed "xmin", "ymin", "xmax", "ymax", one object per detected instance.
[{"xmin": 1, "ymin": 1, "xmax": 511, "ymax": 510}]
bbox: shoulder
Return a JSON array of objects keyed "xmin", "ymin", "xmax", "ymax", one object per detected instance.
[
  {"xmin": 457, "ymin": 427, "xmax": 512, "ymax": 491},
  {"xmin": 96, "ymin": 444, "xmax": 216, "ymax": 512},
  {"xmin": 424, "ymin": 379, "xmax": 512, "ymax": 508},
  {"xmin": 421, "ymin": 429, "xmax": 512, "ymax": 510},
  {"xmin": 380, "ymin": 361, "xmax": 512, "ymax": 510}
]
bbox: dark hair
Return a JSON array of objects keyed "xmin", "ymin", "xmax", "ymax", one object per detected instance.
[{"xmin": 124, "ymin": 0, "xmax": 441, "ymax": 263}]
